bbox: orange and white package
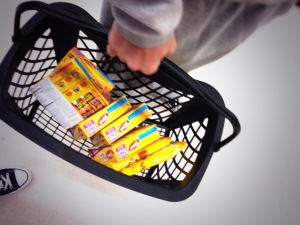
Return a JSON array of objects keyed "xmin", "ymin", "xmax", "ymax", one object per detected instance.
[
  {"xmin": 105, "ymin": 137, "xmax": 172, "ymax": 171},
  {"xmin": 89, "ymin": 124, "xmax": 161, "ymax": 164},
  {"xmin": 99, "ymin": 103, "xmax": 152, "ymax": 145},
  {"xmin": 120, "ymin": 141, "xmax": 187, "ymax": 176},
  {"xmin": 30, "ymin": 57, "xmax": 110, "ymax": 129},
  {"xmin": 69, "ymin": 95, "xmax": 132, "ymax": 140}
]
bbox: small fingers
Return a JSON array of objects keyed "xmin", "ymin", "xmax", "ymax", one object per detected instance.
[
  {"xmin": 125, "ymin": 56, "xmax": 161, "ymax": 75},
  {"xmin": 140, "ymin": 61, "xmax": 160, "ymax": 75},
  {"xmin": 106, "ymin": 44, "xmax": 163, "ymax": 75},
  {"xmin": 106, "ymin": 45, "xmax": 117, "ymax": 57}
]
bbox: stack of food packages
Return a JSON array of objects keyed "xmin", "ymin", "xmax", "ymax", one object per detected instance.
[{"xmin": 30, "ymin": 47, "xmax": 187, "ymax": 176}]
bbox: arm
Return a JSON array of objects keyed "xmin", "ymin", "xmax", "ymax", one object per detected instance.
[{"xmin": 106, "ymin": 0, "xmax": 183, "ymax": 75}]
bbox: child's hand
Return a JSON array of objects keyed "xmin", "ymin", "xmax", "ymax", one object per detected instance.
[{"xmin": 107, "ymin": 22, "xmax": 177, "ymax": 75}]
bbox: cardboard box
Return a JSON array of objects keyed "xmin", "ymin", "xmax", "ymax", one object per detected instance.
[
  {"xmin": 104, "ymin": 137, "xmax": 172, "ymax": 171},
  {"xmin": 89, "ymin": 124, "xmax": 161, "ymax": 163},
  {"xmin": 57, "ymin": 47, "xmax": 115, "ymax": 93},
  {"xmin": 30, "ymin": 58, "xmax": 111, "ymax": 129},
  {"xmin": 69, "ymin": 95, "xmax": 132, "ymax": 140},
  {"xmin": 99, "ymin": 103, "xmax": 152, "ymax": 145},
  {"xmin": 121, "ymin": 141, "xmax": 187, "ymax": 176}
]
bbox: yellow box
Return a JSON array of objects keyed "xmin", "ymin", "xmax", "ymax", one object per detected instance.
[
  {"xmin": 105, "ymin": 137, "xmax": 172, "ymax": 171},
  {"xmin": 69, "ymin": 95, "xmax": 132, "ymax": 140},
  {"xmin": 121, "ymin": 141, "xmax": 187, "ymax": 176},
  {"xmin": 90, "ymin": 132, "xmax": 105, "ymax": 146},
  {"xmin": 88, "ymin": 146, "xmax": 116, "ymax": 163},
  {"xmin": 100, "ymin": 103, "xmax": 152, "ymax": 145},
  {"xmin": 67, "ymin": 57, "xmax": 112, "ymax": 107},
  {"xmin": 30, "ymin": 58, "xmax": 111, "ymax": 129},
  {"xmin": 89, "ymin": 124, "xmax": 161, "ymax": 163},
  {"xmin": 57, "ymin": 47, "xmax": 115, "ymax": 93}
]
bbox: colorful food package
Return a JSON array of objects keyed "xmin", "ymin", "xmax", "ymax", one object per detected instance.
[
  {"xmin": 99, "ymin": 103, "xmax": 152, "ymax": 145},
  {"xmin": 120, "ymin": 141, "xmax": 187, "ymax": 176},
  {"xmin": 90, "ymin": 131, "xmax": 105, "ymax": 146},
  {"xmin": 89, "ymin": 124, "xmax": 161, "ymax": 163},
  {"xmin": 56, "ymin": 47, "xmax": 115, "ymax": 93},
  {"xmin": 55, "ymin": 50, "xmax": 113, "ymax": 107},
  {"xmin": 68, "ymin": 95, "xmax": 132, "ymax": 140},
  {"xmin": 30, "ymin": 57, "xmax": 111, "ymax": 129},
  {"xmin": 104, "ymin": 137, "xmax": 172, "ymax": 171}
]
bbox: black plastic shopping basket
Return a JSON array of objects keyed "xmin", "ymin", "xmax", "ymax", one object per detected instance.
[{"xmin": 0, "ymin": 1, "xmax": 241, "ymax": 202}]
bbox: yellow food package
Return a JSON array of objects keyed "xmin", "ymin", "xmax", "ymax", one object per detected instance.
[
  {"xmin": 69, "ymin": 95, "xmax": 132, "ymax": 140},
  {"xmin": 30, "ymin": 58, "xmax": 111, "ymax": 129},
  {"xmin": 53, "ymin": 48, "xmax": 113, "ymax": 108},
  {"xmin": 100, "ymin": 103, "xmax": 152, "ymax": 145},
  {"xmin": 88, "ymin": 146, "xmax": 116, "ymax": 163},
  {"xmin": 89, "ymin": 124, "xmax": 161, "ymax": 163},
  {"xmin": 105, "ymin": 136, "xmax": 172, "ymax": 171},
  {"xmin": 121, "ymin": 141, "xmax": 187, "ymax": 176},
  {"xmin": 90, "ymin": 132, "xmax": 105, "ymax": 146},
  {"xmin": 57, "ymin": 47, "xmax": 115, "ymax": 93}
]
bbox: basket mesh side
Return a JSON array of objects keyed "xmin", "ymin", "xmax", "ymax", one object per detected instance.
[
  {"xmin": 6, "ymin": 27, "xmax": 210, "ymax": 184},
  {"xmin": 8, "ymin": 29, "xmax": 56, "ymax": 117}
]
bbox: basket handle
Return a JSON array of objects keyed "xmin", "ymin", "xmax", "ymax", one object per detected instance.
[
  {"xmin": 161, "ymin": 60, "xmax": 241, "ymax": 152},
  {"xmin": 13, "ymin": 1, "xmax": 109, "ymax": 42},
  {"xmin": 196, "ymin": 81, "xmax": 241, "ymax": 151}
]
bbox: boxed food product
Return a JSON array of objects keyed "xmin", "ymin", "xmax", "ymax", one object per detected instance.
[
  {"xmin": 69, "ymin": 95, "xmax": 132, "ymax": 140},
  {"xmin": 57, "ymin": 47, "xmax": 115, "ymax": 93},
  {"xmin": 30, "ymin": 57, "xmax": 111, "ymax": 129},
  {"xmin": 89, "ymin": 124, "xmax": 161, "ymax": 163},
  {"xmin": 52, "ymin": 48, "xmax": 114, "ymax": 108},
  {"xmin": 90, "ymin": 131, "xmax": 105, "ymax": 146},
  {"xmin": 99, "ymin": 103, "xmax": 152, "ymax": 145},
  {"xmin": 104, "ymin": 136, "xmax": 172, "ymax": 171},
  {"xmin": 120, "ymin": 141, "xmax": 187, "ymax": 176}
]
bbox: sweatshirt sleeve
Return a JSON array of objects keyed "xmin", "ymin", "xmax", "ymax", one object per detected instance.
[
  {"xmin": 108, "ymin": 0, "xmax": 183, "ymax": 48},
  {"xmin": 224, "ymin": 0, "xmax": 295, "ymax": 4}
]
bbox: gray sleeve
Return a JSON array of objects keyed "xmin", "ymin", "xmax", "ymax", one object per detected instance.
[
  {"xmin": 108, "ymin": 0, "xmax": 183, "ymax": 48},
  {"xmin": 224, "ymin": 0, "xmax": 295, "ymax": 4}
]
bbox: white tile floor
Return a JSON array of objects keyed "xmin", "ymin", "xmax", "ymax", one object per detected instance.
[{"xmin": 1, "ymin": 1, "xmax": 300, "ymax": 225}]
